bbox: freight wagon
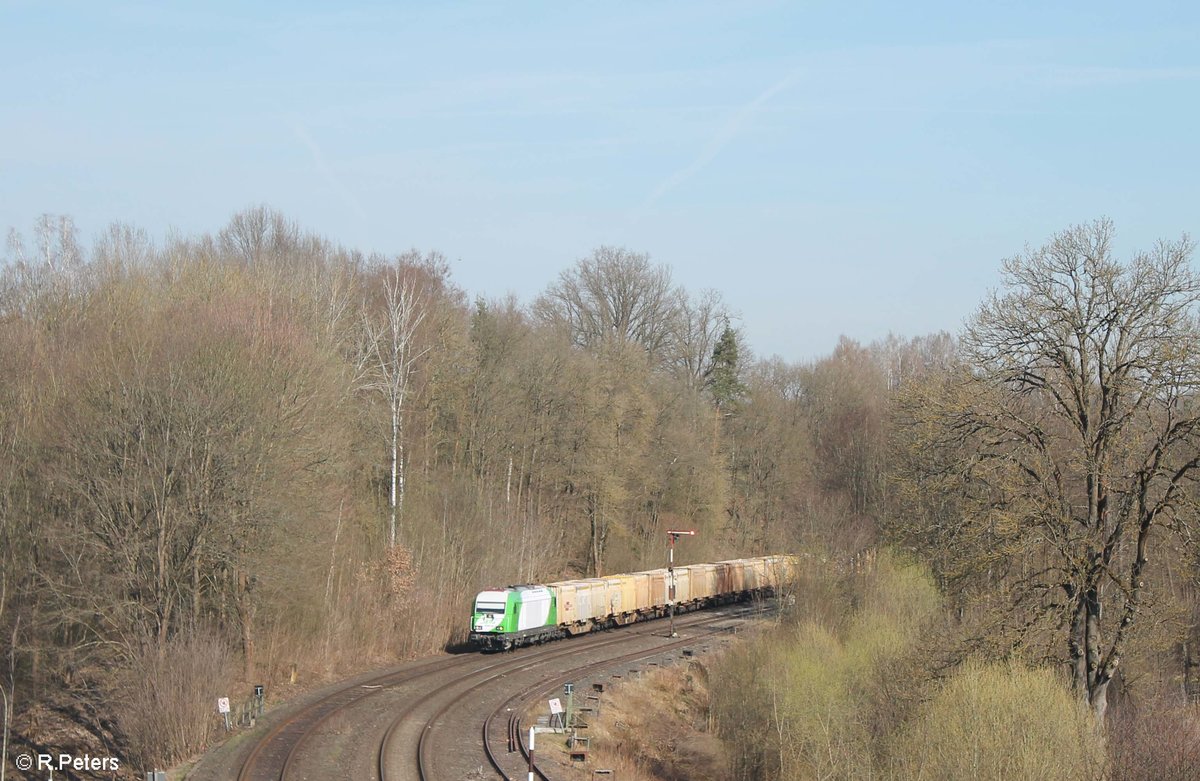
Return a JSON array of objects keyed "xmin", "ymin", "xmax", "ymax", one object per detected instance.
[{"xmin": 469, "ymin": 555, "xmax": 795, "ymax": 651}]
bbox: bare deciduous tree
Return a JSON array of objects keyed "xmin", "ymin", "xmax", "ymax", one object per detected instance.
[
  {"xmin": 670, "ymin": 288, "xmax": 731, "ymax": 387},
  {"xmin": 218, "ymin": 205, "xmax": 300, "ymax": 266},
  {"xmin": 893, "ymin": 219, "xmax": 1200, "ymax": 720},
  {"xmin": 34, "ymin": 213, "xmax": 81, "ymax": 273},
  {"xmin": 534, "ymin": 246, "xmax": 682, "ymax": 359},
  {"xmin": 92, "ymin": 222, "xmax": 155, "ymax": 271}
]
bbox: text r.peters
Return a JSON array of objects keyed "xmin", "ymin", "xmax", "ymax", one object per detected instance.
[{"xmin": 37, "ymin": 753, "xmax": 122, "ymax": 772}]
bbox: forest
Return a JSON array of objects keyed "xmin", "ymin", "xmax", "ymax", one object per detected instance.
[{"xmin": 2, "ymin": 209, "xmax": 1199, "ymax": 779}]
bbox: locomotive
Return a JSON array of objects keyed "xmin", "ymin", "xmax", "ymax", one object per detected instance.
[{"xmin": 469, "ymin": 555, "xmax": 794, "ymax": 651}]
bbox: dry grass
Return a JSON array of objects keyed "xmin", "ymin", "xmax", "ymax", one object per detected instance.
[{"xmin": 582, "ymin": 664, "xmax": 727, "ymax": 781}]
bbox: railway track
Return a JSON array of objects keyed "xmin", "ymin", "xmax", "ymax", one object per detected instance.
[
  {"xmin": 396, "ymin": 622, "xmax": 706, "ymax": 780},
  {"xmin": 484, "ymin": 606, "xmax": 759, "ymax": 781},
  {"xmin": 216, "ymin": 603, "xmax": 766, "ymax": 781},
  {"xmin": 235, "ymin": 654, "xmax": 478, "ymax": 781}
]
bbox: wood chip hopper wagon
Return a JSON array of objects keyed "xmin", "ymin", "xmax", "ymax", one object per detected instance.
[{"xmin": 469, "ymin": 555, "xmax": 795, "ymax": 651}]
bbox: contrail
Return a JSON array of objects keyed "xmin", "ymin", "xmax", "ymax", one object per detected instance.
[{"xmin": 636, "ymin": 71, "xmax": 798, "ymax": 218}]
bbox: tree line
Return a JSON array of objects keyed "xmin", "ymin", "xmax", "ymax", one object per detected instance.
[
  {"xmin": 3, "ymin": 210, "xmax": 1196, "ymax": 774},
  {"xmin": 0, "ymin": 208, "xmax": 893, "ymax": 769}
]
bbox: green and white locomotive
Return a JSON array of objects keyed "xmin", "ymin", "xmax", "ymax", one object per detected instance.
[{"xmin": 470, "ymin": 585, "xmax": 564, "ymax": 650}]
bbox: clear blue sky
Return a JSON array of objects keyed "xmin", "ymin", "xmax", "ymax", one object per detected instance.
[{"xmin": 3, "ymin": 1, "xmax": 1198, "ymax": 362}]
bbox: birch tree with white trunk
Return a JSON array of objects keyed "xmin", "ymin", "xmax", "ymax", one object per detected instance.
[{"xmin": 358, "ymin": 265, "xmax": 428, "ymax": 547}]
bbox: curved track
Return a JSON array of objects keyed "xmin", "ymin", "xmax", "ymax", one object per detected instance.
[
  {"xmin": 396, "ymin": 626, "xmax": 684, "ymax": 780},
  {"xmin": 217, "ymin": 603, "xmax": 766, "ymax": 781},
  {"xmin": 236, "ymin": 654, "xmax": 477, "ymax": 781}
]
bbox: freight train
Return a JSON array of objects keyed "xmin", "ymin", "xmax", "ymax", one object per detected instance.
[{"xmin": 469, "ymin": 555, "xmax": 794, "ymax": 651}]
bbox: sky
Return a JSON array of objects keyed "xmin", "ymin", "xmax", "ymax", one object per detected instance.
[{"xmin": 2, "ymin": 1, "xmax": 1198, "ymax": 362}]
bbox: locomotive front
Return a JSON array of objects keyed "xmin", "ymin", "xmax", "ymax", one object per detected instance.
[{"xmin": 469, "ymin": 585, "xmax": 558, "ymax": 650}]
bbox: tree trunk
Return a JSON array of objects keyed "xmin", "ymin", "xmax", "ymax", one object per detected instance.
[
  {"xmin": 1090, "ymin": 678, "xmax": 1110, "ymax": 723},
  {"xmin": 397, "ymin": 412, "xmax": 406, "ymax": 544},
  {"xmin": 589, "ymin": 494, "xmax": 603, "ymax": 578},
  {"xmin": 156, "ymin": 504, "xmax": 171, "ymax": 655},
  {"xmin": 237, "ymin": 571, "xmax": 256, "ymax": 680},
  {"xmin": 390, "ymin": 404, "xmax": 399, "ymax": 547},
  {"xmin": 1070, "ymin": 579, "xmax": 1111, "ymax": 722}
]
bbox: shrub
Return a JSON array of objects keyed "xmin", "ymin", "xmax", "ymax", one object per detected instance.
[
  {"xmin": 888, "ymin": 660, "xmax": 1103, "ymax": 781},
  {"xmin": 109, "ymin": 632, "xmax": 233, "ymax": 769},
  {"xmin": 713, "ymin": 552, "xmax": 942, "ymax": 781}
]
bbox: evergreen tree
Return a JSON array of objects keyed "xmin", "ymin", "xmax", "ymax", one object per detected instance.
[{"xmin": 706, "ymin": 324, "xmax": 746, "ymax": 412}]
